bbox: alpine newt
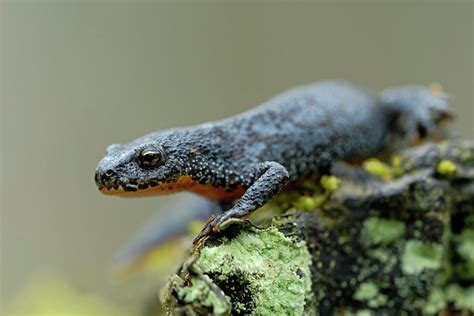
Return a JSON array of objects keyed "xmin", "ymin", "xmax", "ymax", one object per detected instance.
[{"xmin": 95, "ymin": 80, "xmax": 452, "ymax": 244}]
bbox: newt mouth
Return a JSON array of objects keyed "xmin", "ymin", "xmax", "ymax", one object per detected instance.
[
  {"xmin": 99, "ymin": 181, "xmax": 188, "ymax": 197},
  {"xmin": 99, "ymin": 181, "xmax": 160, "ymax": 193},
  {"xmin": 98, "ymin": 175, "xmax": 246, "ymax": 200},
  {"xmin": 95, "ymin": 167, "xmax": 171, "ymax": 195},
  {"xmin": 98, "ymin": 175, "xmax": 199, "ymax": 197}
]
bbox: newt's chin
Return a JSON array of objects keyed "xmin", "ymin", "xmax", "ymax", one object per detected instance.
[{"xmin": 98, "ymin": 175, "xmax": 246, "ymax": 201}]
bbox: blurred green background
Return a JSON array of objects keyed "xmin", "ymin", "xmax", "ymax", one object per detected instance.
[{"xmin": 1, "ymin": 1, "xmax": 473, "ymax": 313}]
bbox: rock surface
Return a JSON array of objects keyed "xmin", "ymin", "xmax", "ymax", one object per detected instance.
[{"xmin": 162, "ymin": 140, "xmax": 474, "ymax": 316}]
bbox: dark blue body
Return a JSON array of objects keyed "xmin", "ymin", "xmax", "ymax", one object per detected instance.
[{"xmin": 95, "ymin": 80, "xmax": 451, "ymax": 244}]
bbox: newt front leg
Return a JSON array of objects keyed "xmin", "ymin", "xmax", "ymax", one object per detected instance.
[{"xmin": 193, "ymin": 161, "xmax": 289, "ymax": 243}]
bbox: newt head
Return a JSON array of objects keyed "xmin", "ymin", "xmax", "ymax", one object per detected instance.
[
  {"xmin": 95, "ymin": 131, "xmax": 247, "ymax": 200},
  {"xmin": 95, "ymin": 132, "xmax": 189, "ymax": 197}
]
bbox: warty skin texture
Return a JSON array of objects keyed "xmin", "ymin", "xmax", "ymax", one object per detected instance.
[{"xmin": 95, "ymin": 80, "xmax": 451, "ymax": 242}]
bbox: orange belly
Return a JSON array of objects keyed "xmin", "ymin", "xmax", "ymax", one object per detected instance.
[{"xmin": 100, "ymin": 175, "xmax": 246, "ymax": 201}]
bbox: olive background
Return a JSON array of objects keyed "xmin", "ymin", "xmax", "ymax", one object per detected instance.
[{"xmin": 1, "ymin": 1, "xmax": 473, "ymax": 311}]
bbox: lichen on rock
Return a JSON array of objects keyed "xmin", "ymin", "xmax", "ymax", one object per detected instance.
[
  {"xmin": 162, "ymin": 140, "xmax": 474, "ymax": 316},
  {"xmin": 165, "ymin": 223, "xmax": 313, "ymax": 315}
]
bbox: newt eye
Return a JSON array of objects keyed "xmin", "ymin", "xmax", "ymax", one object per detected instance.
[{"xmin": 137, "ymin": 147, "xmax": 164, "ymax": 168}]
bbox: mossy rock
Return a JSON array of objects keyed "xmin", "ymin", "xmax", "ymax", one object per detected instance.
[{"xmin": 163, "ymin": 140, "xmax": 474, "ymax": 315}]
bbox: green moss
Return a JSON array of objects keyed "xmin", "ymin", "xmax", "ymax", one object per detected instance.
[
  {"xmin": 423, "ymin": 288, "xmax": 447, "ymax": 314},
  {"xmin": 320, "ymin": 175, "xmax": 340, "ymax": 192},
  {"xmin": 292, "ymin": 176, "xmax": 340, "ymax": 212},
  {"xmin": 294, "ymin": 195, "xmax": 326, "ymax": 212},
  {"xmin": 345, "ymin": 310, "xmax": 374, "ymax": 316},
  {"xmin": 455, "ymin": 228, "xmax": 474, "ymax": 261},
  {"xmin": 363, "ymin": 158, "xmax": 394, "ymax": 179},
  {"xmin": 401, "ymin": 240, "xmax": 443, "ymax": 275},
  {"xmin": 294, "ymin": 196, "xmax": 320, "ymax": 212},
  {"xmin": 436, "ymin": 160, "xmax": 457, "ymax": 176},
  {"xmin": 369, "ymin": 249, "xmax": 390, "ymax": 263},
  {"xmin": 367, "ymin": 294, "xmax": 387, "ymax": 308},
  {"xmin": 361, "ymin": 217, "xmax": 406, "ymax": 245},
  {"xmin": 355, "ymin": 310, "xmax": 373, "ymax": 316},
  {"xmin": 353, "ymin": 282, "xmax": 387, "ymax": 309},
  {"xmin": 391, "ymin": 155, "xmax": 404, "ymax": 176},
  {"xmin": 445, "ymin": 284, "xmax": 474, "ymax": 310},
  {"xmin": 192, "ymin": 226, "xmax": 312, "ymax": 315},
  {"xmin": 354, "ymin": 282, "xmax": 379, "ymax": 301}
]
